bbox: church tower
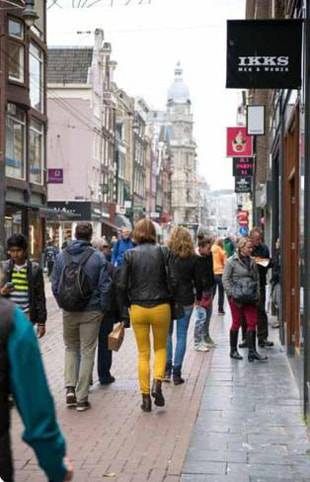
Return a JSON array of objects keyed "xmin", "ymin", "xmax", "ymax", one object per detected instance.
[{"xmin": 167, "ymin": 62, "xmax": 198, "ymax": 225}]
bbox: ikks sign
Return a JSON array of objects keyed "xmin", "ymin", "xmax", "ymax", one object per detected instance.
[
  {"xmin": 227, "ymin": 127, "xmax": 253, "ymax": 157},
  {"xmin": 226, "ymin": 20, "xmax": 302, "ymax": 89}
]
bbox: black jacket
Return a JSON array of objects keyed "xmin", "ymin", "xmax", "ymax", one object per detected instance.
[
  {"xmin": 195, "ymin": 254, "xmax": 215, "ymax": 298},
  {"xmin": 118, "ymin": 243, "xmax": 171, "ymax": 308},
  {"xmin": 168, "ymin": 253, "xmax": 202, "ymax": 306},
  {"xmin": 252, "ymin": 243, "xmax": 270, "ymax": 287},
  {"xmin": 1, "ymin": 260, "xmax": 47, "ymax": 325}
]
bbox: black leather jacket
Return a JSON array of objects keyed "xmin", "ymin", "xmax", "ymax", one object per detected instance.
[
  {"xmin": 168, "ymin": 253, "xmax": 202, "ymax": 306},
  {"xmin": 1, "ymin": 260, "xmax": 47, "ymax": 325},
  {"xmin": 117, "ymin": 243, "xmax": 171, "ymax": 307}
]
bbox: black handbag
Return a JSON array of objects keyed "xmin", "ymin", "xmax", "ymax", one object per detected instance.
[{"xmin": 232, "ymin": 277, "xmax": 258, "ymax": 305}]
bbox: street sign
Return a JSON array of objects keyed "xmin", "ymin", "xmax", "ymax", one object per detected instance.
[
  {"xmin": 48, "ymin": 169, "xmax": 63, "ymax": 184},
  {"xmin": 227, "ymin": 127, "xmax": 253, "ymax": 157},
  {"xmin": 235, "ymin": 177, "xmax": 252, "ymax": 193},
  {"xmin": 233, "ymin": 157, "xmax": 254, "ymax": 177},
  {"xmin": 247, "ymin": 105, "xmax": 265, "ymax": 136},
  {"xmin": 226, "ymin": 19, "xmax": 302, "ymax": 89}
]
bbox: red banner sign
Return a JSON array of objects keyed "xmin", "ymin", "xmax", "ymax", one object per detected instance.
[{"xmin": 227, "ymin": 127, "xmax": 253, "ymax": 157}]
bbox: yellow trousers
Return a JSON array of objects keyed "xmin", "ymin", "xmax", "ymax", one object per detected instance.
[{"xmin": 131, "ymin": 303, "xmax": 171, "ymax": 394}]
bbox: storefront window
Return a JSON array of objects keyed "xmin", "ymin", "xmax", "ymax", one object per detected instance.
[
  {"xmin": 5, "ymin": 104, "xmax": 26, "ymax": 179},
  {"xmin": 29, "ymin": 119, "xmax": 44, "ymax": 184},
  {"xmin": 29, "ymin": 42, "xmax": 44, "ymax": 112},
  {"xmin": 8, "ymin": 18, "xmax": 24, "ymax": 83}
]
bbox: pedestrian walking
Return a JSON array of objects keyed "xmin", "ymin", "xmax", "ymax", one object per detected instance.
[
  {"xmin": 44, "ymin": 239, "xmax": 59, "ymax": 277},
  {"xmin": 165, "ymin": 227, "xmax": 201, "ymax": 384},
  {"xmin": 52, "ymin": 222, "xmax": 112, "ymax": 412},
  {"xmin": 250, "ymin": 227, "xmax": 274, "ymax": 348},
  {"xmin": 193, "ymin": 237, "xmax": 216, "ymax": 352},
  {"xmin": 222, "ymin": 237, "xmax": 267, "ymax": 362},
  {"xmin": 223, "ymin": 236, "xmax": 235, "ymax": 258},
  {"xmin": 0, "ymin": 234, "xmax": 47, "ymax": 339},
  {"xmin": 0, "ymin": 296, "xmax": 73, "ymax": 482},
  {"xmin": 112, "ymin": 227, "xmax": 134, "ymax": 267},
  {"xmin": 118, "ymin": 219, "xmax": 171, "ymax": 412},
  {"xmin": 211, "ymin": 238, "xmax": 227, "ymax": 315}
]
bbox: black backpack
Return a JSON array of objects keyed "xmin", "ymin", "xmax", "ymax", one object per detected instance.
[{"xmin": 56, "ymin": 248, "xmax": 95, "ymax": 311}]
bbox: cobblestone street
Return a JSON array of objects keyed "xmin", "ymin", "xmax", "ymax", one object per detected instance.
[{"xmin": 11, "ymin": 282, "xmax": 310, "ymax": 481}]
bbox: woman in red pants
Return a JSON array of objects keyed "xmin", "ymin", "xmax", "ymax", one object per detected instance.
[{"xmin": 222, "ymin": 237, "xmax": 267, "ymax": 362}]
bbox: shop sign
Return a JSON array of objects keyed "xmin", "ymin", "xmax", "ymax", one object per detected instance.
[
  {"xmin": 48, "ymin": 169, "xmax": 63, "ymax": 184},
  {"xmin": 227, "ymin": 127, "xmax": 253, "ymax": 157},
  {"xmin": 48, "ymin": 201, "xmax": 91, "ymax": 220},
  {"xmin": 233, "ymin": 157, "xmax": 254, "ymax": 177},
  {"xmin": 226, "ymin": 19, "xmax": 302, "ymax": 89},
  {"xmin": 235, "ymin": 177, "xmax": 252, "ymax": 194}
]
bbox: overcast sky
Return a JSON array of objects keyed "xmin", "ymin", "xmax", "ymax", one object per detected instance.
[{"xmin": 47, "ymin": 0, "xmax": 246, "ymax": 190}]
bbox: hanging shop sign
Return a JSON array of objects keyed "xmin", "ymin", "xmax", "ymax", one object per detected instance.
[
  {"xmin": 247, "ymin": 105, "xmax": 265, "ymax": 136},
  {"xmin": 227, "ymin": 127, "xmax": 253, "ymax": 157},
  {"xmin": 233, "ymin": 157, "xmax": 254, "ymax": 177},
  {"xmin": 226, "ymin": 19, "xmax": 302, "ymax": 89},
  {"xmin": 48, "ymin": 168, "xmax": 63, "ymax": 184},
  {"xmin": 235, "ymin": 177, "xmax": 252, "ymax": 194}
]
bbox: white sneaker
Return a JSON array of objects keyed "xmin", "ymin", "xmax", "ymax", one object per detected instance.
[{"xmin": 194, "ymin": 343, "xmax": 209, "ymax": 352}]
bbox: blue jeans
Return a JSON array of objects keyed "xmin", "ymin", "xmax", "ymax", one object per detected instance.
[
  {"xmin": 167, "ymin": 306, "xmax": 193, "ymax": 369},
  {"xmin": 194, "ymin": 305, "xmax": 213, "ymax": 345}
]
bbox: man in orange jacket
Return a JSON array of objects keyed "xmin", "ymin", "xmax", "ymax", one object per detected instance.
[{"xmin": 211, "ymin": 238, "xmax": 227, "ymax": 315}]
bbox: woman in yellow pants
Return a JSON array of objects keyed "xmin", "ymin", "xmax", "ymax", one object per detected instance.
[{"xmin": 118, "ymin": 219, "xmax": 171, "ymax": 412}]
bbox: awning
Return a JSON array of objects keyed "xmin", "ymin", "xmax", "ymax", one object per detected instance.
[
  {"xmin": 101, "ymin": 219, "xmax": 119, "ymax": 233},
  {"xmin": 115, "ymin": 214, "xmax": 132, "ymax": 230}
]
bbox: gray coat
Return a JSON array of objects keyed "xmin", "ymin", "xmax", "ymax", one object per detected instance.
[{"xmin": 222, "ymin": 253, "xmax": 260, "ymax": 300}]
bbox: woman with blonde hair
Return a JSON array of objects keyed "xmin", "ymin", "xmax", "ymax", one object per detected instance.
[
  {"xmin": 118, "ymin": 218, "xmax": 171, "ymax": 412},
  {"xmin": 165, "ymin": 227, "xmax": 201, "ymax": 385},
  {"xmin": 222, "ymin": 237, "xmax": 267, "ymax": 362}
]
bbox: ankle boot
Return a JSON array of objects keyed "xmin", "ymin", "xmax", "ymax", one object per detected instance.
[
  {"xmin": 230, "ymin": 330, "xmax": 243, "ymax": 360},
  {"xmin": 247, "ymin": 331, "xmax": 268, "ymax": 362},
  {"xmin": 151, "ymin": 380, "xmax": 165, "ymax": 406},
  {"xmin": 239, "ymin": 319, "xmax": 248, "ymax": 347},
  {"xmin": 141, "ymin": 394, "xmax": 152, "ymax": 412},
  {"xmin": 163, "ymin": 362, "xmax": 172, "ymax": 383},
  {"xmin": 173, "ymin": 366, "xmax": 185, "ymax": 385}
]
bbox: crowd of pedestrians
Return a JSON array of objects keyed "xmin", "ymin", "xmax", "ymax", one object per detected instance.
[{"xmin": 0, "ymin": 220, "xmax": 280, "ymax": 481}]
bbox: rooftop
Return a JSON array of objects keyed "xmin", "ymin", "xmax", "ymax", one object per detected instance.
[{"xmin": 47, "ymin": 47, "xmax": 93, "ymax": 84}]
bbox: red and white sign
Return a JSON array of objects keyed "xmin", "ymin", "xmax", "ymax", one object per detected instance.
[
  {"xmin": 237, "ymin": 210, "xmax": 249, "ymax": 226},
  {"xmin": 227, "ymin": 127, "xmax": 253, "ymax": 157}
]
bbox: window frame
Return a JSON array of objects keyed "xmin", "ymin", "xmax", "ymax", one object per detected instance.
[
  {"xmin": 5, "ymin": 104, "xmax": 26, "ymax": 181},
  {"xmin": 29, "ymin": 118, "xmax": 44, "ymax": 185},
  {"xmin": 8, "ymin": 17, "xmax": 25, "ymax": 84},
  {"xmin": 29, "ymin": 41, "xmax": 44, "ymax": 113}
]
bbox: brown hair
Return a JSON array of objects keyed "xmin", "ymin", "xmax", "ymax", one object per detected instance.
[
  {"xmin": 168, "ymin": 227, "xmax": 194, "ymax": 258},
  {"xmin": 198, "ymin": 236, "xmax": 213, "ymax": 249},
  {"xmin": 132, "ymin": 218, "xmax": 156, "ymax": 244},
  {"xmin": 75, "ymin": 222, "xmax": 93, "ymax": 241},
  {"xmin": 215, "ymin": 238, "xmax": 224, "ymax": 249}
]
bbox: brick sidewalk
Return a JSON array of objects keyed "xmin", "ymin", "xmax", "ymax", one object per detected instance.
[{"xmin": 11, "ymin": 281, "xmax": 214, "ymax": 482}]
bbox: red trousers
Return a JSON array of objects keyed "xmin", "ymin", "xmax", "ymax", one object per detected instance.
[{"xmin": 229, "ymin": 298, "xmax": 257, "ymax": 332}]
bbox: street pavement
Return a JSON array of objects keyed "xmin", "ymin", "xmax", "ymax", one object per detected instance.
[{"xmin": 11, "ymin": 282, "xmax": 310, "ymax": 481}]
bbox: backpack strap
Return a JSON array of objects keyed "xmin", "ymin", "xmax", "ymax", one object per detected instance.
[
  {"xmin": 0, "ymin": 299, "xmax": 13, "ymax": 346},
  {"xmin": 79, "ymin": 247, "xmax": 95, "ymax": 266}
]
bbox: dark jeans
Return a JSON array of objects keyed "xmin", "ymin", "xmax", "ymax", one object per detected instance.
[
  {"xmin": 167, "ymin": 306, "xmax": 193, "ymax": 370},
  {"xmin": 257, "ymin": 286, "xmax": 269, "ymax": 342},
  {"xmin": 214, "ymin": 275, "xmax": 225, "ymax": 311},
  {"xmin": 97, "ymin": 317, "xmax": 114, "ymax": 382},
  {"xmin": 47, "ymin": 261, "xmax": 54, "ymax": 277}
]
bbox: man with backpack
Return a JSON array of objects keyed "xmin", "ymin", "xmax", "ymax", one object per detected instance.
[{"xmin": 52, "ymin": 222, "xmax": 112, "ymax": 412}]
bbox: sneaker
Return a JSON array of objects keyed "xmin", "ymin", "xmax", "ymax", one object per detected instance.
[
  {"xmin": 99, "ymin": 375, "xmax": 116, "ymax": 385},
  {"xmin": 194, "ymin": 343, "xmax": 209, "ymax": 352},
  {"xmin": 205, "ymin": 336, "xmax": 217, "ymax": 348},
  {"xmin": 66, "ymin": 387, "xmax": 77, "ymax": 407},
  {"xmin": 76, "ymin": 401, "xmax": 91, "ymax": 412}
]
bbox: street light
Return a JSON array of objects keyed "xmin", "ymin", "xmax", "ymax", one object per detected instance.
[{"xmin": 22, "ymin": 0, "xmax": 39, "ymax": 27}]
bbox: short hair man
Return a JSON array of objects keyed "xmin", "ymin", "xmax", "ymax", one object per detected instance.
[
  {"xmin": 249, "ymin": 227, "xmax": 274, "ymax": 348},
  {"xmin": 0, "ymin": 297, "xmax": 73, "ymax": 482},
  {"xmin": 0, "ymin": 234, "xmax": 47, "ymax": 338},
  {"xmin": 112, "ymin": 227, "xmax": 134, "ymax": 267},
  {"xmin": 52, "ymin": 222, "xmax": 112, "ymax": 411}
]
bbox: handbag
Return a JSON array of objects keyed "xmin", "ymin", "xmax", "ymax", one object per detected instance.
[
  {"xmin": 108, "ymin": 322, "xmax": 125, "ymax": 351},
  {"xmin": 232, "ymin": 277, "xmax": 258, "ymax": 305}
]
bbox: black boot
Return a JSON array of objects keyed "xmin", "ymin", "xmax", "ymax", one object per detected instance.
[
  {"xmin": 151, "ymin": 380, "xmax": 165, "ymax": 406},
  {"xmin": 247, "ymin": 331, "xmax": 268, "ymax": 362},
  {"xmin": 173, "ymin": 366, "xmax": 185, "ymax": 385},
  {"xmin": 163, "ymin": 362, "xmax": 172, "ymax": 383},
  {"xmin": 230, "ymin": 330, "xmax": 243, "ymax": 360},
  {"xmin": 141, "ymin": 394, "xmax": 152, "ymax": 412},
  {"xmin": 239, "ymin": 317, "xmax": 248, "ymax": 348}
]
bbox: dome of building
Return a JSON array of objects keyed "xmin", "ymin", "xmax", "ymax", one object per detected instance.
[{"xmin": 167, "ymin": 62, "xmax": 190, "ymax": 104}]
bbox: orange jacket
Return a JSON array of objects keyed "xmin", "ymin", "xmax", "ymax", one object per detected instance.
[{"xmin": 211, "ymin": 244, "xmax": 227, "ymax": 275}]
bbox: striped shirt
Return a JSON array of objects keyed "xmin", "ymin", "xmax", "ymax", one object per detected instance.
[{"xmin": 10, "ymin": 264, "xmax": 30, "ymax": 313}]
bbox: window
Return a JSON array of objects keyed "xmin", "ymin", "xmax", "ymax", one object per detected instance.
[
  {"xmin": 29, "ymin": 119, "xmax": 44, "ymax": 184},
  {"xmin": 5, "ymin": 104, "xmax": 26, "ymax": 179},
  {"xmin": 29, "ymin": 43, "xmax": 44, "ymax": 112},
  {"xmin": 8, "ymin": 19, "xmax": 24, "ymax": 83}
]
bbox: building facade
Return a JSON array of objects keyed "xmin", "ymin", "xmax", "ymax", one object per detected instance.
[{"xmin": 0, "ymin": 0, "xmax": 47, "ymax": 260}]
